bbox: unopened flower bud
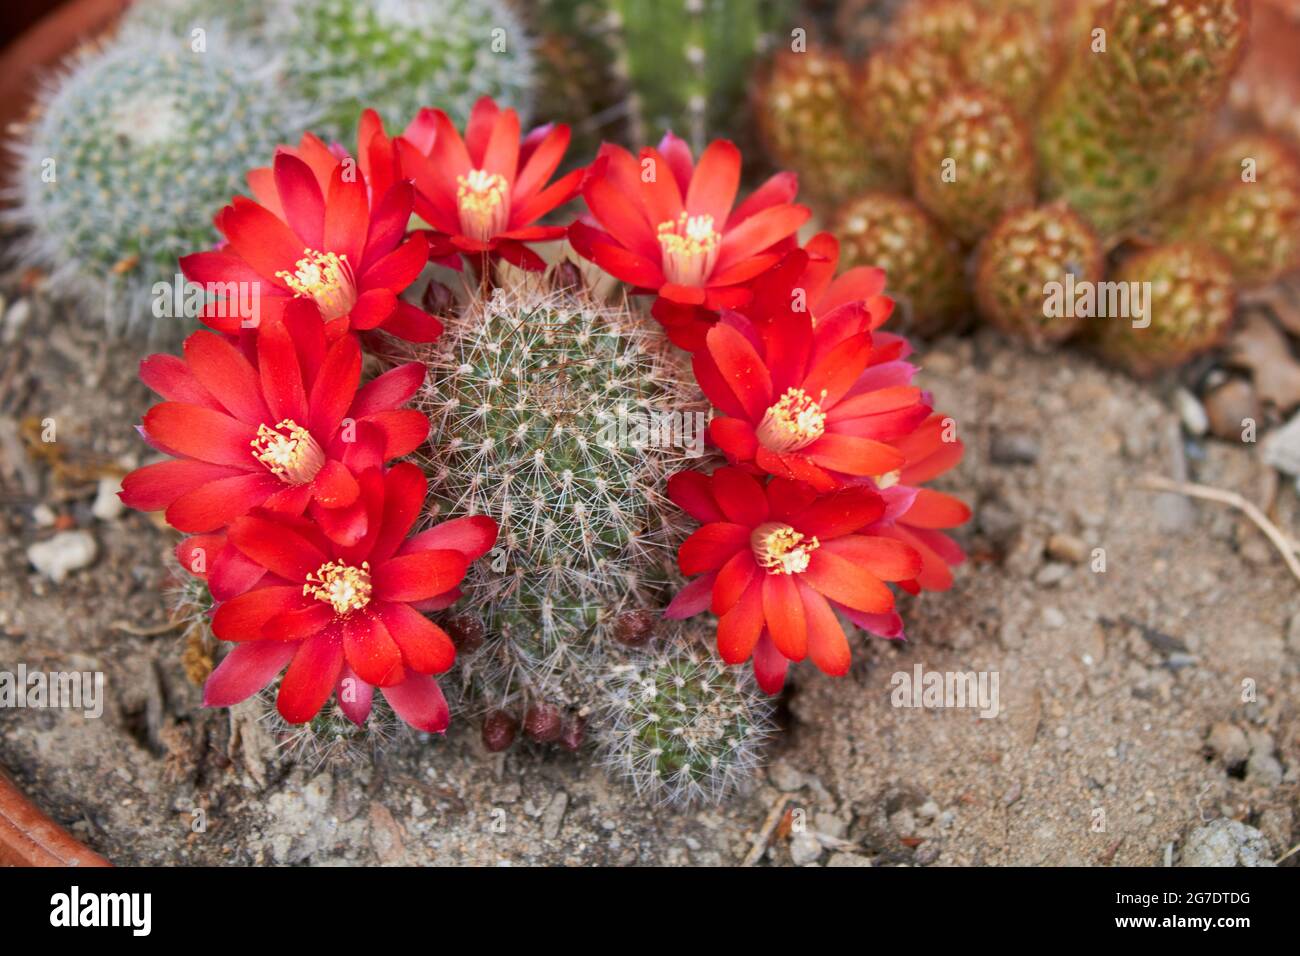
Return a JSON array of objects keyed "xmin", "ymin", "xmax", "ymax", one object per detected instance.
[{"xmin": 482, "ymin": 710, "xmax": 518, "ymax": 752}]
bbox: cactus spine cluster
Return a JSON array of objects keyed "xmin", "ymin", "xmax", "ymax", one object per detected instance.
[{"xmin": 7, "ymin": 29, "xmax": 313, "ymax": 338}]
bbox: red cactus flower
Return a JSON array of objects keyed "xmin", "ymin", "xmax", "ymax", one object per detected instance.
[
  {"xmin": 663, "ymin": 467, "xmax": 921, "ymax": 693},
  {"xmin": 394, "ymin": 96, "xmax": 585, "ymax": 272},
  {"xmin": 202, "ymin": 463, "xmax": 498, "ymax": 731},
  {"xmin": 568, "ymin": 133, "xmax": 809, "ymax": 344},
  {"xmin": 181, "ymin": 133, "xmax": 441, "ymax": 342},
  {"xmin": 696, "ymin": 310, "xmax": 929, "ymax": 492},
  {"xmin": 120, "ymin": 318, "xmax": 429, "ymax": 549}
]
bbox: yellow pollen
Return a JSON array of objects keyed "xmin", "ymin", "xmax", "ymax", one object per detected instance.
[
  {"xmin": 657, "ymin": 212, "xmax": 721, "ymax": 287},
  {"xmin": 756, "ymin": 387, "xmax": 828, "ymax": 453},
  {"xmin": 456, "ymin": 168, "xmax": 510, "ymax": 241},
  {"xmin": 276, "ymin": 248, "xmax": 356, "ymax": 321},
  {"xmin": 752, "ymin": 522, "xmax": 819, "ymax": 575},
  {"xmin": 250, "ymin": 419, "xmax": 324, "ymax": 485},
  {"xmin": 876, "ymin": 469, "xmax": 902, "ymax": 490},
  {"xmin": 303, "ymin": 560, "xmax": 372, "ymax": 615}
]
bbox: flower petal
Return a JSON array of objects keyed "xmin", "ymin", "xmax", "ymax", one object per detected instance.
[
  {"xmin": 380, "ymin": 672, "xmax": 450, "ymax": 733},
  {"xmin": 204, "ymin": 641, "xmax": 298, "ymax": 708},
  {"xmin": 277, "ymin": 626, "xmax": 345, "ymax": 723}
]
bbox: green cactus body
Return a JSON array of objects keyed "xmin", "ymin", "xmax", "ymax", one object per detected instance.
[
  {"xmin": 892, "ymin": 0, "xmax": 981, "ymax": 56},
  {"xmin": 1159, "ymin": 135, "xmax": 1300, "ymax": 287},
  {"xmin": 411, "ymin": 281, "xmax": 705, "ymax": 718},
  {"xmin": 754, "ymin": 46, "xmax": 881, "ymax": 210},
  {"xmin": 834, "ymin": 191, "xmax": 969, "ymax": 338},
  {"xmin": 911, "ymin": 89, "xmax": 1036, "ymax": 245},
  {"xmin": 270, "ymin": 0, "xmax": 534, "ymax": 140},
  {"xmin": 610, "ymin": 0, "xmax": 792, "ymax": 152},
  {"xmin": 854, "ymin": 40, "xmax": 962, "ymax": 189},
  {"xmin": 1035, "ymin": 0, "xmax": 1250, "ymax": 243},
  {"xmin": 258, "ymin": 689, "xmax": 407, "ymax": 768},
  {"xmin": 1093, "ymin": 243, "xmax": 1236, "ymax": 377},
  {"xmin": 8, "ymin": 29, "xmax": 313, "ymax": 339},
  {"xmin": 120, "ymin": 0, "xmax": 268, "ymax": 37},
  {"xmin": 598, "ymin": 625, "xmax": 775, "ymax": 805},
  {"xmin": 974, "ymin": 202, "xmax": 1103, "ymax": 348},
  {"xmin": 957, "ymin": 9, "xmax": 1056, "ymax": 118}
]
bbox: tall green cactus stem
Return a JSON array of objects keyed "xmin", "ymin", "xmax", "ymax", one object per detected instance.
[
  {"xmin": 754, "ymin": 45, "xmax": 880, "ymax": 211},
  {"xmin": 1035, "ymin": 0, "xmax": 1250, "ymax": 244},
  {"xmin": 853, "ymin": 40, "xmax": 962, "ymax": 189},
  {"xmin": 1158, "ymin": 134, "xmax": 1300, "ymax": 288},
  {"xmin": 974, "ymin": 202, "xmax": 1104, "ymax": 348},
  {"xmin": 410, "ymin": 279, "xmax": 705, "ymax": 718},
  {"xmin": 834, "ymin": 191, "xmax": 969, "ymax": 338},
  {"xmin": 1093, "ymin": 243, "xmax": 1236, "ymax": 377},
  {"xmin": 609, "ymin": 0, "xmax": 792, "ymax": 153},
  {"xmin": 598, "ymin": 625, "xmax": 776, "ymax": 805},
  {"xmin": 911, "ymin": 89, "xmax": 1036, "ymax": 245},
  {"xmin": 7, "ymin": 29, "xmax": 312, "ymax": 339},
  {"xmin": 269, "ymin": 0, "xmax": 534, "ymax": 140}
]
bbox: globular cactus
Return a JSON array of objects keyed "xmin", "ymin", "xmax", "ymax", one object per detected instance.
[
  {"xmin": 754, "ymin": 45, "xmax": 880, "ymax": 210},
  {"xmin": 1036, "ymin": 0, "xmax": 1251, "ymax": 243},
  {"xmin": 1093, "ymin": 243, "xmax": 1237, "ymax": 377},
  {"xmin": 258, "ymin": 689, "xmax": 407, "ymax": 769},
  {"xmin": 410, "ymin": 277, "xmax": 707, "ymax": 729},
  {"xmin": 608, "ymin": 0, "xmax": 792, "ymax": 153},
  {"xmin": 892, "ymin": 0, "xmax": 980, "ymax": 55},
  {"xmin": 834, "ymin": 191, "xmax": 969, "ymax": 338},
  {"xmin": 911, "ymin": 89, "xmax": 1036, "ymax": 244},
  {"xmin": 597, "ymin": 624, "xmax": 776, "ymax": 805},
  {"xmin": 120, "ymin": 0, "xmax": 268, "ymax": 37},
  {"xmin": 1158, "ymin": 134, "xmax": 1300, "ymax": 288},
  {"xmin": 6, "ymin": 29, "xmax": 312, "ymax": 339},
  {"xmin": 957, "ymin": 9, "xmax": 1056, "ymax": 118},
  {"xmin": 853, "ymin": 40, "xmax": 962, "ymax": 188},
  {"xmin": 269, "ymin": 0, "xmax": 534, "ymax": 140},
  {"xmin": 974, "ymin": 202, "xmax": 1104, "ymax": 348}
]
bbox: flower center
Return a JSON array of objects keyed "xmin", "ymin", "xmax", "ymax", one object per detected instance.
[
  {"xmin": 303, "ymin": 560, "xmax": 372, "ymax": 615},
  {"xmin": 457, "ymin": 168, "xmax": 510, "ymax": 242},
  {"xmin": 250, "ymin": 419, "xmax": 324, "ymax": 485},
  {"xmin": 276, "ymin": 249, "xmax": 356, "ymax": 321},
  {"xmin": 756, "ymin": 387, "xmax": 828, "ymax": 453},
  {"xmin": 657, "ymin": 212, "xmax": 721, "ymax": 287},
  {"xmin": 876, "ymin": 469, "xmax": 902, "ymax": 490},
  {"xmin": 751, "ymin": 522, "xmax": 820, "ymax": 576}
]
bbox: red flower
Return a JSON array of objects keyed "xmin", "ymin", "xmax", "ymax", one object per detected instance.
[
  {"xmin": 394, "ymin": 96, "xmax": 584, "ymax": 271},
  {"xmin": 181, "ymin": 132, "xmax": 441, "ymax": 342},
  {"xmin": 120, "ymin": 320, "xmax": 429, "ymax": 552},
  {"xmin": 569, "ymin": 133, "xmax": 809, "ymax": 343},
  {"xmin": 664, "ymin": 467, "xmax": 922, "ymax": 693},
  {"xmin": 695, "ymin": 310, "xmax": 929, "ymax": 491},
  {"xmin": 201, "ymin": 464, "xmax": 498, "ymax": 731}
]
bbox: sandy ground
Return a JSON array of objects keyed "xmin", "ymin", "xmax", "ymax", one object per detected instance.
[{"xmin": 1, "ymin": 284, "xmax": 1297, "ymax": 867}]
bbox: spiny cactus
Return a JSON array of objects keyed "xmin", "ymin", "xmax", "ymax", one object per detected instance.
[
  {"xmin": 1093, "ymin": 243, "xmax": 1237, "ymax": 377},
  {"xmin": 257, "ymin": 689, "xmax": 408, "ymax": 769},
  {"xmin": 911, "ymin": 89, "xmax": 1036, "ymax": 244},
  {"xmin": 834, "ymin": 191, "xmax": 969, "ymax": 338},
  {"xmin": 409, "ymin": 278, "xmax": 706, "ymax": 723},
  {"xmin": 754, "ymin": 45, "xmax": 880, "ymax": 210},
  {"xmin": 892, "ymin": 0, "xmax": 980, "ymax": 55},
  {"xmin": 608, "ymin": 0, "xmax": 792, "ymax": 153},
  {"xmin": 974, "ymin": 202, "xmax": 1104, "ymax": 348},
  {"xmin": 598, "ymin": 624, "xmax": 776, "ymax": 805},
  {"xmin": 853, "ymin": 40, "xmax": 962, "ymax": 188},
  {"xmin": 6, "ymin": 29, "xmax": 313, "ymax": 339},
  {"xmin": 1036, "ymin": 0, "xmax": 1250, "ymax": 242},
  {"xmin": 957, "ymin": 9, "xmax": 1055, "ymax": 118},
  {"xmin": 1158, "ymin": 134, "xmax": 1300, "ymax": 288},
  {"xmin": 120, "ymin": 0, "xmax": 268, "ymax": 37},
  {"xmin": 268, "ymin": 0, "xmax": 534, "ymax": 140}
]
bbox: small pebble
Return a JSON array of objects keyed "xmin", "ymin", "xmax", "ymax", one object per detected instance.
[
  {"xmin": 1203, "ymin": 379, "xmax": 1259, "ymax": 443},
  {"xmin": 1046, "ymin": 532, "xmax": 1088, "ymax": 564},
  {"xmin": 1173, "ymin": 387, "xmax": 1208, "ymax": 436},
  {"xmin": 990, "ymin": 430, "xmax": 1040, "ymax": 465},
  {"xmin": 27, "ymin": 530, "xmax": 98, "ymax": 583},
  {"xmin": 92, "ymin": 475, "xmax": 125, "ymax": 522}
]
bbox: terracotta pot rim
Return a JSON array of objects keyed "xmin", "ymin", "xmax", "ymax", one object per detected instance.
[{"xmin": 0, "ymin": 768, "xmax": 111, "ymax": 867}]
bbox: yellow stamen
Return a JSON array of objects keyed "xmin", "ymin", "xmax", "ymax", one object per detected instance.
[
  {"xmin": 457, "ymin": 168, "xmax": 510, "ymax": 241},
  {"xmin": 276, "ymin": 249, "xmax": 356, "ymax": 321},
  {"xmin": 751, "ymin": 522, "xmax": 819, "ymax": 576},
  {"xmin": 250, "ymin": 419, "xmax": 324, "ymax": 485},
  {"xmin": 303, "ymin": 560, "xmax": 372, "ymax": 615},
  {"xmin": 657, "ymin": 212, "xmax": 721, "ymax": 287},
  {"xmin": 756, "ymin": 387, "xmax": 827, "ymax": 453},
  {"xmin": 876, "ymin": 469, "xmax": 902, "ymax": 490}
]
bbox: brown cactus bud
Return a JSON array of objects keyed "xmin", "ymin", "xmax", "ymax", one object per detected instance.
[
  {"xmin": 443, "ymin": 613, "xmax": 484, "ymax": 655},
  {"xmin": 421, "ymin": 278, "xmax": 454, "ymax": 315},
  {"xmin": 481, "ymin": 710, "xmax": 518, "ymax": 752},
  {"xmin": 612, "ymin": 609, "xmax": 656, "ymax": 647},
  {"xmin": 551, "ymin": 258, "xmax": 584, "ymax": 292},
  {"xmin": 558, "ymin": 714, "xmax": 586, "ymax": 752},
  {"xmin": 523, "ymin": 702, "xmax": 562, "ymax": 743}
]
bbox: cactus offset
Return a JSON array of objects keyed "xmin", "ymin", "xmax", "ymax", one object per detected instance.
[
  {"xmin": 7, "ymin": 29, "xmax": 312, "ymax": 339},
  {"xmin": 892, "ymin": 0, "xmax": 980, "ymax": 56},
  {"xmin": 957, "ymin": 9, "xmax": 1056, "ymax": 118},
  {"xmin": 597, "ymin": 624, "xmax": 775, "ymax": 805},
  {"xmin": 1093, "ymin": 243, "xmax": 1236, "ymax": 377},
  {"xmin": 911, "ymin": 89, "xmax": 1036, "ymax": 244},
  {"xmin": 974, "ymin": 202, "xmax": 1104, "ymax": 348},
  {"xmin": 834, "ymin": 191, "xmax": 969, "ymax": 338}
]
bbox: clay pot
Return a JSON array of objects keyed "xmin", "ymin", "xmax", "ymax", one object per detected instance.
[{"xmin": 0, "ymin": 769, "xmax": 109, "ymax": 866}]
